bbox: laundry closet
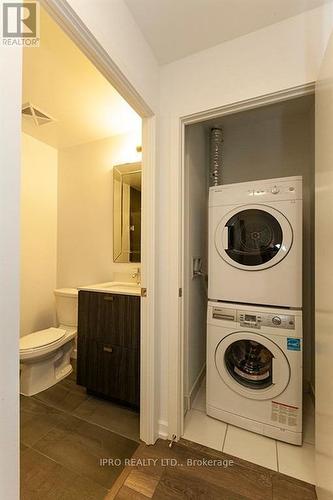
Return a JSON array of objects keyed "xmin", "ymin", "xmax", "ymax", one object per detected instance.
[{"xmin": 182, "ymin": 94, "xmax": 315, "ymax": 471}]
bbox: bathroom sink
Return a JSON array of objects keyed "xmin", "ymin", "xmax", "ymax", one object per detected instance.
[
  {"xmin": 78, "ymin": 281, "xmax": 141, "ymax": 296},
  {"xmin": 105, "ymin": 283, "xmax": 139, "ymax": 292}
]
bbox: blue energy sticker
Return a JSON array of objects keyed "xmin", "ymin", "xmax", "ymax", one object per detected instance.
[{"xmin": 287, "ymin": 338, "xmax": 301, "ymax": 351}]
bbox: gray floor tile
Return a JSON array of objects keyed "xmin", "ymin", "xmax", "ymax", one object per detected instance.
[
  {"xmin": 32, "ymin": 375, "xmax": 90, "ymax": 413},
  {"xmin": 21, "ymin": 448, "xmax": 108, "ymax": 500},
  {"xmin": 73, "ymin": 397, "xmax": 140, "ymax": 442},
  {"xmin": 20, "ymin": 396, "xmax": 76, "ymax": 447},
  {"xmin": 33, "ymin": 412, "xmax": 139, "ymax": 489}
]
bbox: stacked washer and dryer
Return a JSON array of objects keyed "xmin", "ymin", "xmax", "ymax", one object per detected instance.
[{"xmin": 207, "ymin": 176, "xmax": 303, "ymax": 445}]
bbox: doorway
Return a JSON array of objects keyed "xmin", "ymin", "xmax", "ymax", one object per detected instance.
[{"xmin": 19, "ymin": 2, "xmax": 157, "ymax": 497}]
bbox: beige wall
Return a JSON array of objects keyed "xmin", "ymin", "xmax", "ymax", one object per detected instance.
[
  {"xmin": 20, "ymin": 133, "xmax": 58, "ymax": 337},
  {"xmin": 315, "ymin": 31, "xmax": 333, "ymax": 500},
  {"xmin": 57, "ymin": 130, "xmax": 141, "ymax": 288}
]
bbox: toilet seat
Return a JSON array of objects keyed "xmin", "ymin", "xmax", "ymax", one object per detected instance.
[{"xmin": 20, "ymin": 328, "xmax": 66, "ymax": 352}]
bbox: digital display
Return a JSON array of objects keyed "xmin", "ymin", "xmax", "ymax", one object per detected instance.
[{"xmin": 245, "ymin": 314, "xmax": 256, "ymax": 322}]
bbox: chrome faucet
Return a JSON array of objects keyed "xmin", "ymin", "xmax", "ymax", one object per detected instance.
[{"xmin": 132, "ymin": 267, "xmax": 141, "ymax": 285}]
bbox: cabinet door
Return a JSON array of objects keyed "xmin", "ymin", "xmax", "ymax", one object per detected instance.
[
  {"xmin": 78, "ymin": 291, "xmax": 140, "ymax": 348},
  {"xmin": 85, "ymin": 339, "xmax": 140, "ymax": 407}
]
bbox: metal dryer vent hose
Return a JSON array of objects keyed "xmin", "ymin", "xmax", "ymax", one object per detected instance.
[{"xmin": 210, "ymin": 128, "xmax": 223, "ymax": 186}]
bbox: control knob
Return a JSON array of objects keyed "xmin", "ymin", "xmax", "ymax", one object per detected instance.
[
  {"xmin": 271, "ymin": 186, "xmax": 280, "ymax": 194},
  {"xmin": 272, "ymin": 316, "xmax": 282, "ymax": 326}
]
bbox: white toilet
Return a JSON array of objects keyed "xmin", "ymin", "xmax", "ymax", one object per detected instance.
[{"xmin": 20, "ymin": 288, "xmax": 78, "ymax": 396}]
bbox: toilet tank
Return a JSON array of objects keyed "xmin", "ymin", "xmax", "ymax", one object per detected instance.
[{"xmin": 54, "ymin": 288, "xmax": 78, "ymax": 327}]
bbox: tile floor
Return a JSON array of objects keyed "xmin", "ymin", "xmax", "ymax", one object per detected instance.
[
  {"xmin": 183, "ymin": 378, "xmax": 316, "ymax": 485},
  {"xmin": 20, "ymin": 363, "xmax": 140, "ymax": 499}
]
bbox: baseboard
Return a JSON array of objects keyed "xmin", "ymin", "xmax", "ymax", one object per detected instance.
[
  {"xmin": 184, "ymin": 364, "xmax": 206, "ymax": 413},
  {"xmin": 158, "ymin": 419, "xmax": 169, "ymax": 440}
]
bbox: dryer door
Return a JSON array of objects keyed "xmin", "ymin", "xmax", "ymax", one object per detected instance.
[
  {"xmin": 215, "ymin": 331, "xmax": 290, "ymax": 400},
  {"xmin": 215, "ymin": 204, "xmax": 293, "ymax": 271}
]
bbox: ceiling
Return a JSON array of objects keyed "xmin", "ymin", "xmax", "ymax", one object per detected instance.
[
  {"xmin": 22, "ymin": 8, "xmax": 141, "ymax": 149},
  {"xmin": 125, "ymin": 0, "xmax": 331, "ymax": 64}
]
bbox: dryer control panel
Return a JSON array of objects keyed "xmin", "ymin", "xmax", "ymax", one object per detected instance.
[{"xmin": 211, "ymin": 306, "xmax": 295, "ymax": 330}]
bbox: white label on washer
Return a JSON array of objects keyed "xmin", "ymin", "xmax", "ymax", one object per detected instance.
[{"xmin": 271, "ymin": 401, "xmax": 298, "ymax": 427}]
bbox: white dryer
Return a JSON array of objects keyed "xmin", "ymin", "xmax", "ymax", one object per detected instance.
[
  {"xmin": 208, "ymin": 176, "xmax": 302, "ymax": 308},
  {"xmin": 207, "ymin": 301, "xmax": 302, "ymax": 445}
]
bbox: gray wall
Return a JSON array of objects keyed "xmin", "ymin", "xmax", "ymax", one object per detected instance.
[
  {"xmin": 185, "ymin": 95, "xmax": 315, "ymax": 392},
  {"xmin": 184, "ymin": 123, "xmax": 209, "ymax": 405}
]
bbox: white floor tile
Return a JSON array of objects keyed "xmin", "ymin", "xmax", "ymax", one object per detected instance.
[
  {"xmin": 183, "ymin": 409, "xmax": 226, "ymax": 451},
  {"xmin": 277, "ymin": 441, "xmax": 316, "ymax": 484},
  {"xmin": 192, "ymin": 379, "xmax": 206, "ymax": 412},
  {"xmin": 223, "ymin": 425, "xmax": 278, "ymax": 471}
]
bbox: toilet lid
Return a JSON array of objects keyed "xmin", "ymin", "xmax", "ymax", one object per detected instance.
[{"xmin": 20, "ymin": 328, "xmax": 66, "ymax": 351}]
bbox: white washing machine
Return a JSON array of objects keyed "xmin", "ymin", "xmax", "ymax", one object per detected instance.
[
  {"xmin": 208, "ymin": 176, "xmax": 302, "ymax": 308},
  {"xmin": 207, "ymin": 301, "xmax": 302, "ymax": 445}
]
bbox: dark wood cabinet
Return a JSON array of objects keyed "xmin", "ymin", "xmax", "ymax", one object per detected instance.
[{"xmin": 77, "ymin": 290, "xmax": 140, "ymax": 408}]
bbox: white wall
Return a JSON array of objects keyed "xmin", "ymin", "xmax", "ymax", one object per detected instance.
[
  {"xmin": 0, "ymin": 43, "xmax": 21, "ymax": 500},
  {"xmin": 160, "ymin": 5, "xmax": 333, "ymax": 117},
  {"xmin": 315, "ymin": 30, "xmax": 333, "ymax": 500},
  {"xmin": 20, "ymin": 134, "xmax": 58, "ymax": 337},
  {"xmin": 66, "ymin": 0, "xmax": 159, "ymax": 114},
  {"xmin": 184, "ymin": 124, "xmax": 208, "ymax": 404},
  {"xmin": 158, "ymin": 5, "xmax": 333, "ymax": 432},
  {"xmin": 57, "ymin": 130, "xmax": 141, "ymax": 288}
]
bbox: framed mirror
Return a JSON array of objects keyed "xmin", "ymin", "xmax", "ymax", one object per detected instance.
[{"xmin": 113, "ymin": 162, "xmax": 142, "ymax": 263}]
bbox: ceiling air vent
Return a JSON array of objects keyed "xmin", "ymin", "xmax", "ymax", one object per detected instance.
[{"xmin": 22, "ymin": 103, "xmax": 54, "ymax": 126}]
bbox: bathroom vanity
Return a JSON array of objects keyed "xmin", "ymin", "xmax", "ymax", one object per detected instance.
[{"xmin": 76, "ymin": 282, "xmax": 140, "ymax": 408}]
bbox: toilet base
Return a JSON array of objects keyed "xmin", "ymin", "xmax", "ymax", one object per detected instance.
[{"xmin": 20, "ymin": 339, "xmax": 75, "ymax": 396}]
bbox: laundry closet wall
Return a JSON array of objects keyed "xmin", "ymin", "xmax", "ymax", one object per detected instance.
[{"xmin": 183, "ymin": 123, "xmax": 209, "ymax": 406}]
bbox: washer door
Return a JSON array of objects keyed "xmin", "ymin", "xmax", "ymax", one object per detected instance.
[
  {"xmin": 215, "ymin": 204, "xmax": 293, "ymax": 271},
  {"xmin": 215, "ymin": 332, "xmax": 290, "ymax": 400}
]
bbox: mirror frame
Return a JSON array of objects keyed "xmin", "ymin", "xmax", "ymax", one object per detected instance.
[{"xmin": 113, "ymin": 161, "xmax": 142, "ymax": 263}]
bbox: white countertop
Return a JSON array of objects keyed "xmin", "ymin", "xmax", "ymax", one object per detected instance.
[{"xmin": 78, "ymin": 281, "xmax": 141, "ymax": 296}]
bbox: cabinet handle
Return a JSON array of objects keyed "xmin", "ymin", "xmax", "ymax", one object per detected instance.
[
  {"xmin": 103, "ymin": 346, "xmax": 113, "ymax": 353},
  {"xmin": 104, "ymin": 296, "xmax": 114, "ymax": 302}
]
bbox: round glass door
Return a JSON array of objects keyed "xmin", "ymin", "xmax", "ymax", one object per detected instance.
[
  {"xmin": 224, "ymin": 339, "xmax": 273, "ymax": 390},
  {"xmin": 215, "ymin": 332, "xmax": 290, "ymax": 400},
  {"xmin": 215, "ymin": 204, "xmax": 293, "ymax": 271}
]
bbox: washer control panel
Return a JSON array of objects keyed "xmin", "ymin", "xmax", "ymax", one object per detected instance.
[
  {"xmin": 212, "ymin": 307, "xmax": 296, "ymax": 330},
  {"xmin": 237, "ymin": 311, "xmax": 295, "ymax": 330}
]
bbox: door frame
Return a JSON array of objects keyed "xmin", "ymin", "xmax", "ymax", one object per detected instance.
[
  {"xmin": 41, "ymin": 0, "xmax": 158, "ymax": 444},
  {"xmin": 169, "ymin": 82, "xmax": 315, "ymax": 440}
]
